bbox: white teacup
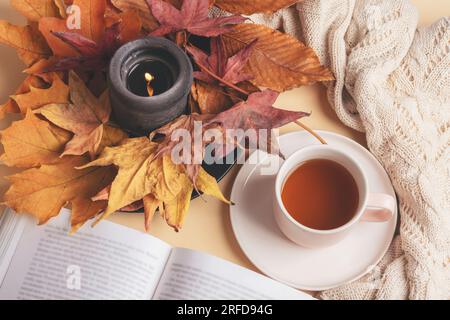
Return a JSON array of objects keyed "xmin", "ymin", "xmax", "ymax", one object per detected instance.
[{"xmin": 273, "ymin": 145, "xmax": 396, "ymax": 248}]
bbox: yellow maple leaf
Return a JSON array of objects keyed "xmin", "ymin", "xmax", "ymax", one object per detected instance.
[
  {"xmin": 0, "ymin": 75, "xmax": 47, "ymax": 119},
  {"xmin": 79, "ymin": 137, "xmax": 174, "ymax": 222},
  {"xmin": 162, "ymin": 173, "xmax": 193, "ymax": 232},
  {"xmin": 196, "ymin": 167, "xmax": 231, "ymax": 204},
  {"xmin": 11, "ymin": 72, "xmax": 69, "ymax": 113},
  {"xmin": 2, "ymin": 155, "xmax": 115, "ymax": 226},
  {"xmin": 80, "ymin": 136, "xmax": 230, "ymax": 231},
  {"xmin": 0, "ymin": 110, "xmax": 71, "ymax": 168},
  {"xmin": 142, "ymin": 194, "xmax": 162, "ymax": 231}
]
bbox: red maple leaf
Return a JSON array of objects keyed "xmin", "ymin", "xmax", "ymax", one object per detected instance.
[
  {"xmin": 206, "ymin": 89, "xmax": 310, "ymax": 156},
  {"xmin": 46, "ymin": 23, "xmax": 122, "ymax": 72},
  {"xmin": 148, "ymin": 0, "xmax": 246, "ymax": 37},
  {"xmin": 187, "ymin": 37, "xmax": 256, "ymax": 85}
]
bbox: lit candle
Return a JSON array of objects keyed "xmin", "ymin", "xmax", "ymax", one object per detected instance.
[
  {"xmin": 108, "ymin": 37, "xmax": 193, "ymax": 136},
  {"xmin": 145, "ymin": 72, "xmax": 155, "ymax": 97}
]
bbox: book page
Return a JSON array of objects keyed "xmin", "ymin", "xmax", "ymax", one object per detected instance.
[
  {"xmin": 0, "ymin": 209, "xmax": 171, "ymax": 300},
  {"xmin": 0, "ymin": 209, "xmax": 28, "ymax": 285},
  {"xmin": 153, "ymin": 248, "xmax": 314, "ymax": 300}
]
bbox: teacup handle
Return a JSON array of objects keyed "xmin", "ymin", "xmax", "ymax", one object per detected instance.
[{"xmin": 361, "ymin": 193, "xmax": 396, "ymax": 222}]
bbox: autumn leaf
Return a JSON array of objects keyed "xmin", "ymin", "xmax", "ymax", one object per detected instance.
[
  {"xmin": 0, "ymin": 75, "xmax": 47, "ymax": 118},
  {"xmin": 90, "ymin": 167, "xmax": 219, "ymax": 232},
  {"xmin": 110, "ymin": 0, "xmax": 181, "ymax": 31},
  {"xmin": 0, "ymin": 111, "xmax": 71, "ymax": 168},
  {"xmin": 79, "ymin": 138, "xmax": 174, "ymax": 222},
  {"xmin": 73, "ymin": 0, "xmax": 107, "ymax": 43},
  {"xmin": 150, "ymin": 113, "xmax": 214, "ymax": 183},
  {"xmin": 114, "ymin": 10, "xmax": 144, "ymax": 43},
  {"xmin": 36, "ymin": 1, "xmax": 140, "ymax": 72},
  {"xmin": 187, "ymin": 37, "xmax": 259, "ymax": 114},
  {"xmin": 207, "ymin": 89, "xmax": 309, "ymax": 155},
  {"xmin": 100, "ymin": 124, "xmax": 129, "ymax": 151},
  {"xmin": 187, "ymin": 37, "xmax": 261, "ymax": 112},
  {"xmin": 39, "ymin": 17, "xmax": 79, "ymax": 57},
  {"xmin": 187, "ymin": 37, "xmax": 256, "ymax": 86},
  {"xmin": 148, "ymin": 0, "xmax": 245, "ymax": 37},
  {"xmin": 54, "ymin": 0, "xmax": 67, "ymax": 18},
  {"xmin": 79, "ymin": 136, "xmax": 229, "ymax": 230},
  {"xmin": 222, "ymin": 24, "xmax": 334, "ymax": 91},
  {"xmin": 91, "ymin": 185, "xmax": 162, "ymax": 231},
  {"xmin": 38, "ymin": 0, "xmax": 109, "ymax": 57},
  {"xmin": 103, "ymin": 5, "xmax": 144, "ymax": 42},
  {"xmin": 143, "ymin": 194, "xmax": 161, "ymax": 231},
  {"xmin": 2, "ymin": 155, "xmax": 115, "ymax": 227},
  {"xmin": 44, "ymin": 22, "xmax": 121, "ymax": 72},
  {"xmin": 196, "ymin": 167, "xmax": 230, "ymax": 204},
  {"xmin": 70, "ymin": 197, "xmax": 108, "ymax": 233},
  {"xmin": 215, "ymin": 0, "xmax": 301, "ymax": 15},
  {"xmin": 0, "ymin": 20, "xmax": 50, "ymax": 66},
  {"xmin": 11, "ymin": 0, "xmax": 61, "ymax": 21},
  {"xmin": 11, "ymin": 72, "xmax": 69, "ymax": 114},
  {"xmin": 38, "ymin": 72, "xmax": 115, "ymax": 158},
  {"xmin": 191, "ymin": 80, "xmax": 233, "ymax": 114}
]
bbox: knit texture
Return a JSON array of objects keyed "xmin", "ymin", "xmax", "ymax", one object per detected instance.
[{"xmin": 248, "ymin": 0, "xmax": 450, "ymax": 300}]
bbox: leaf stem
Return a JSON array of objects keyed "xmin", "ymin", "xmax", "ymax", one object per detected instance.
[
  {"xmin": 295, "ymin": 121, "xmax": 327, "ymax": 145},
  {"xmin": 194, "ymin": 60, "xmax": 250, "ymax": 96}
]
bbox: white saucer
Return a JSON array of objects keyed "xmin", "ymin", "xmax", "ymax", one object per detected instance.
[{"xmin": 230, "ymin": 131, "xmax": 397, "ymax": 291}]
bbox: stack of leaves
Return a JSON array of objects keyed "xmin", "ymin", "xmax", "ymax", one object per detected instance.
[{"xmin": 0, "ymin": 0, "xmax": 333, "ymax": 233}]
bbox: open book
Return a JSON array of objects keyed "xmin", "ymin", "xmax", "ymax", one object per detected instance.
[{"xmin": 0, "ymin": 208, "xmax": 313, "ymax": 300}]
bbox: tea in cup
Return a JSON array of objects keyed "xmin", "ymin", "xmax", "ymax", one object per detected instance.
[{"xmin": 273, "ymin": 145, "xmax": 395, "ymax": 248}]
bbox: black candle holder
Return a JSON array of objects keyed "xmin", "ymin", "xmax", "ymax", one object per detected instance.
[{"xmin": 108, "ymin": 37, "xmax": 193, "ymax": 136}]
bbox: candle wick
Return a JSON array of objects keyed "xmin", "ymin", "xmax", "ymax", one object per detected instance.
[{"xmin": 145, "ymin": 72, "xmax": 155, "ymax": 97}]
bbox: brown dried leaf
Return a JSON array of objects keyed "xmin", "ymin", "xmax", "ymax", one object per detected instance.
[
  {"xmin": 116, "ymin": 10, "xmax": 143, "ymax": 43},
  {"xmin": 191, "ymin": 80, "xmax": 233, "ymax": 114},
  {"xmin": 110, "ymin": 0, "xmax": 181, "ymax": 31},
  {"xmin": 222, "ymin": 24, "xmax": 334, "ymax": 91},
  {"xmin": 38, "ymin": 72, "xmax": 112, "ymax": 158},
  {"xmin": 11, "ymin": 0, "xmax": 61, "ymax": 21},
  {"xmin": 70, "ymin": 197, "xmax": 107, "ymax": 233},
  {"xmin": 73, "ymin": 0, "xmax": 107, "ymax": 43},
  {"xmin": 111, "ymin": 0, "xmax": 158, "ymax": 31},
  {"xmin": 0, "ymin": 20, "xmax": 51, "ymax": 66},
  {"xmin": 54, "ymin": 0, "xmax": 67, "ymax": 18},
  {"xmin": 215, "ymin": 0, "xmax": 300, "ymax": 15}
]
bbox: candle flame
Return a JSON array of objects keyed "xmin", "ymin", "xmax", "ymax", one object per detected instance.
[{"xmin": 145, "ymin": 72, "xmax": 155, "ymax": 97}]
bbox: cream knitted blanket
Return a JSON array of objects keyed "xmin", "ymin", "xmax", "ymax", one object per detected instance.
[{"xmin": 245, "ymin": 0, "xmax": 450, "ymax": 300}]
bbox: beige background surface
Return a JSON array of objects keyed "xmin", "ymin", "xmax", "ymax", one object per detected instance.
[{"xmin": 0, "ymin": 0, "xmax": 449, "ymax": 274}]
